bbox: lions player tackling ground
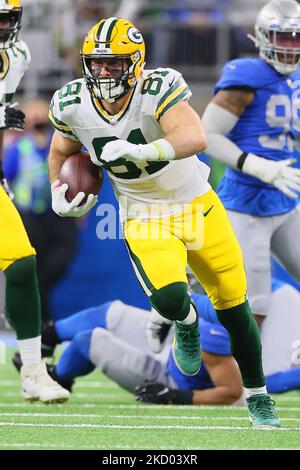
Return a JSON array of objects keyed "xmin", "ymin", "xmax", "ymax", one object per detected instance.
[{"xmin": 48, "ymin": 17, "xmax": 280, "ymax": 428}]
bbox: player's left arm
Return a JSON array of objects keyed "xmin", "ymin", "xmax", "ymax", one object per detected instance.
[
  {"xmin": 135, "ymin": 351, "xmax": 243, "ymax": 406},
  {"xmin": 192, "ymin": 351, "xmax": 243, "ymax": 405}
]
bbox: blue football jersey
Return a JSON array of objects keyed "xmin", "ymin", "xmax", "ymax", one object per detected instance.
[
  {"xmin": 167, "ymin": 317, "xmax": 231, "ymax": 391},
  {"xmin": 215, "ymin": 58, "xmax": 300, "ymax": 216}
]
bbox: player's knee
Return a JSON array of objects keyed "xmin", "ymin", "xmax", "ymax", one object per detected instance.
[
  {"xmin": 89, "ymin": 327, "xmax": 112, "ymax": 367},
  {"xmin": 106, "ymin": 300, "xmax": 126, "ymax": 329},
  {"xmin": 150, "ymin": 282, "xmax": 190, "ymax": 321},
  {"xmin": 211, "ymin": 271, "xmax": 247, "ymax": 310},
  {"xmin": 4, "ymin": 255, "xmax": 37, "ymax": 284},
  {"xmin": 73, "ymin": 329, "xmax": 93, "ymax": 360}
]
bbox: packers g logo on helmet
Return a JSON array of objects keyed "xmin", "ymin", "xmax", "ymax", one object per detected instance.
[
  {"xmin": 0, "ymin": 0, "xmax": 22, "ymax": 49},
  {"xmin": 127, "ymin": 27, "xmax": 143, "ymax": 44},
  {"xmin": 81, "ymin": 17, "xmax": 146, "ymax": 103}
]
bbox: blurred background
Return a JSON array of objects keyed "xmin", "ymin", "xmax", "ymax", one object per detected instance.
[{"xmin": 1, "ymin": 0, "xmax": 299, "ymax": 325}]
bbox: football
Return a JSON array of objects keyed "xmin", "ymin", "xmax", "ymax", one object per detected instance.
[{"xmin": 60, "ymin": 151, "xmax": 103, "ymax": 205}]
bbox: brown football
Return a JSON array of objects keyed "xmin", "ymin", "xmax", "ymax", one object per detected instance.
[{"xmin": 60, "ymin": 151, "xmax": 103, "ymax": 205}]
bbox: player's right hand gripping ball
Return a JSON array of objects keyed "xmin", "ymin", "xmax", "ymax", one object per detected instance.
[
  {"xmin": 60, "ymin": 151, "xmax": 103, "ymax": 203},
  {"xmin": 52, "ymin": 151, "xmax": 103, "ymax": 217}
]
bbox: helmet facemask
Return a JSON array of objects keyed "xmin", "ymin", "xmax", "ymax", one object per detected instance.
[
  {"xmin": 81, "ymin": 51, "xmax": 143, "ymax": 103},
  {"xmin": 0, "ymin": 7, "xmax": 22, "ymax": 49},
  {"xmin": 257, "ymin": 27, "xmax": 300, "ymax": 74}
]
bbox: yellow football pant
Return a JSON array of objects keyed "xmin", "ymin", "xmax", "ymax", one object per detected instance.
[
  {"xmin": 0, "ymin": 186, "xmax": 36, "ymax": 271},
  {"xmin": 125, "ymin": 189, "xmax": 247, "ymax": 310}
]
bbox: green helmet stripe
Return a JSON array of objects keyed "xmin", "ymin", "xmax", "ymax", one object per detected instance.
[
  {"xmin": 96, "ymin": 17, "xmax": 118, "ymax": 47},
  {"xmin": 96, "ymin": 20, "xmax": 105, "ymax": 43},
  {"xmin": 105, "ymin": 18, "xmax": 118, "ymax": 47}
]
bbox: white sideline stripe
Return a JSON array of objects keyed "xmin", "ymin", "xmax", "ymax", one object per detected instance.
[
  {"xmin": 0, "ymin": 443, "xmax": 216, "ymax": 450},
  {"xmin": 0, "ymin": 413, "xmax": 300, "ymax": 423},
  {"xmin": 0, "ymin": 403, "xmax": 300, "ymax": 412},
  {"xmin": 1, "ymin": 443, "xmax": 298, "ymax": 450},
  {"xmin": 1, "ymin": 422, "xmax": 297, "ymax": 430}
]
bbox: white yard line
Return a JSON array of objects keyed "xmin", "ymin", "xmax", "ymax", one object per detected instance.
[
  {"xmin": 0, "ymin": 422, "xmax": 298, "ymax": 430},
  {"xmin": 2, "ymin": 442, "xmax": 296, "ymax": 450},
  {"xmin": 0, "ymin": 412, "xmax": 300, "ymax": 422},
  {"xmin": 0, "ymin": 403, "xmax": 300, "ymax": 411}
]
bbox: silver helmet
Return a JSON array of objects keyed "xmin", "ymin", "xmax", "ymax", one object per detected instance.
[{"xmin": 249, "ymin": 0, "xmax": 300, "ymax": 74}]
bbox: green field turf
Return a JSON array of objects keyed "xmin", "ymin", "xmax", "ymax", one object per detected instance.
[{"xmin": 1, "ymin": 349, "xmax": 300, "ymax": 450}]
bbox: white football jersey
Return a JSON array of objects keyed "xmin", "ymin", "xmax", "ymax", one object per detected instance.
[
  {"xmin": 261, "ymin": 284, "xmax": 300, "ymax": 375},
  {"xmin": 50, "ymin": 68, "xmax": 211, "ymax": 219},
  {"xmin": 0, "ymin": 40, "xmax": 31, "ymax": 104}
]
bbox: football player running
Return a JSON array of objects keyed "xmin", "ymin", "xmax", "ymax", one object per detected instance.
[
  {"xmin": 202, "ymin": 0, "xmax": 300, "ymax": 326},
  {"xmin": 0, "ymin": 0, "xmax": 69, "ymax": 403},
  {"xmin": 48, "ymin": 17, "xmax": 279, "ymax": 427}
]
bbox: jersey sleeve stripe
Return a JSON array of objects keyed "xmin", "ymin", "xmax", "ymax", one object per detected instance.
[
  {"xmin": 48, "ymin": 110, "xmax": 78, "ymax": 139},
  {"xmin": 14, "ymin": 45, "xmax": 28, "ymax": 61},
  {"xmin": 156, "ymin": 86, "xmax": 191, "ymax": 121},
  {"xmin": 4, "ymin": 93, "xmax": 14, "ymax": 104},
  {"xmin": 156, "ymin": 77, "xmax": 185, "ymax": 110}
]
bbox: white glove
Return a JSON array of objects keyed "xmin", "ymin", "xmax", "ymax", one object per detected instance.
[
  {"xmin": 51, "ymin": 180, "xmax": 98, "ymax": 217},
  {"xmin": 243, "ymin": 154, "xmax": 300, "ymax": 199},
  {"xmin": 101, "ymin": 138, "xmax": 175, "ymax": 163}
]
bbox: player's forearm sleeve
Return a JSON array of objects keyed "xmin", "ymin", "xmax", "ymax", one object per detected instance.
[
  {"xmin": 266, "ymin": 367, "xmax": 300, "ymax": 393},
  {"xmin": 202, "ymin": 102, "xmax": 244, "ymax": 168}
]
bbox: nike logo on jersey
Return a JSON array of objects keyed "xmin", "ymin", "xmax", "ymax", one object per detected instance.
[
  {"xmin": 209, "ymin": 328, "xmax": 224, "ymax": 337},
  {"xmin": 203, "ymin": 205, "xmax": 214, "ymax": 217},
  {"xmin": 168, "ymin": 77, "xmax": 175, "ymax": 87},
  {"xmin": 228, "ymin": 64, "xmax": 236, "ymax": 70}
]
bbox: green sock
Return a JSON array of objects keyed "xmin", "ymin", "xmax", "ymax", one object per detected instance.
[
  {"xmin": 4, "ymin": 256, "xmax": 41, "ymax": 340},
  {"xmin": 216, "ymin": 300, "xmax": 265, "ymax": 388}
]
